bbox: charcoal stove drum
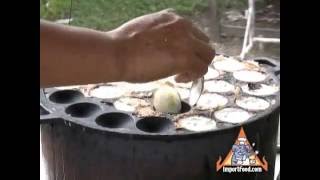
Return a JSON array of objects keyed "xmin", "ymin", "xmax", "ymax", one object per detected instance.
[{"xmin": 40, "ymin": 54, "xmax": 280, "ymax": 180}]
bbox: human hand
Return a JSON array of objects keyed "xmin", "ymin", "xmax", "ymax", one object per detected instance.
[{"xmin": 110, "ymin": 9, "xmax": 215, "ymax": 83}]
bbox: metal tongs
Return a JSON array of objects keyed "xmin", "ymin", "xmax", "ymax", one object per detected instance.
[{"xmin": 188, "ymin": 77, "xmax": 204, "ymax": 106}]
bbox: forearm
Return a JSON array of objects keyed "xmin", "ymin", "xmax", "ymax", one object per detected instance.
[
  {"xmin": 40, "ymin": 9, "xmax": 214, "ymax": 87},
  {"xmin": 40, "ymin": 20, "xmax": 125, "ymax": 88}
]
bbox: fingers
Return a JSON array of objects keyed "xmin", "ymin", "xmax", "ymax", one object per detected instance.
[
  {"xmin": 175, "ymin": 38, "xmax": 213, "ymax": 83},
  {"xmin": 192, "ymin": 37, "xmax": 215, "ymax": 66},
  {"xmin": 191, "ymin": 25, "xmax": 210, "ymax": 43},
  {"xmin": 175, "ymin": 54, "xmax": 209, "ymax": 83},
  {"xmin": 175, "ymin": 68, "xmax": 208, "ymax": 83},
  {"xmin": 161, "ymin": 8, "xmax": 177, "ymax": 14},
  {"xmin": 180, "ymin": 17, "xmax": 209, "ymax": 43},
  {"xmin": 149, "ymin": 9, "xmax": 214, "ymax": 84},
  {"xmin": 158, "ymin": 9, "xmax": 211, "ymax": 45},
  {"xmin": 174, "ymin": 72, "xmax": 192, "ymax": 83},
  {"xmin": 184, "ymin": 20, "xmax": 214, "ymax": 66}
]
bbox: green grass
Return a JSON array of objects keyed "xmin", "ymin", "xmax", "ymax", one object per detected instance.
[
  {"xmin": 40, "ymin": 0, "xmax": 269, "ymax": 31},
  {"xmin": 40, "ymin": 0, "xmax": 208, "ymax": 31},
  {"xmin": 217, "ymin": 0, "xmax": 247, "ymax": 10}
]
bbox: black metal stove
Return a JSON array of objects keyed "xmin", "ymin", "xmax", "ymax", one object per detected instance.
[{"xmin": 40, "ymin": 54, "xmax": 280, "ymax": 180}]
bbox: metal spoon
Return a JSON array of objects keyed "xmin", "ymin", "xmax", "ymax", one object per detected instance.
[{"xmin": 189, "ymin": 77, "xmax": 204, "ymax": 106}]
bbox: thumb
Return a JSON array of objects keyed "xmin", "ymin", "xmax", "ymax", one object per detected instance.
[{"xmin": 174, "ymin": 69, "xmax": 207, "ymax": 83}]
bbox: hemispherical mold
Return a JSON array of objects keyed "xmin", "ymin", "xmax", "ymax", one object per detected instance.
[
  {"xmin": 196, "ymin": 93, "xmax": 228, "ymax": 110},
  {"xmin": 214, "ymin": 107, "xmax": 253, "ymax": 124},
  {"xmin": 49, "ymin": 90, "xmax": 84, "ymax": 104},
  {"xmin": 161, "ymin": 76, "xmax": 192, "ymax": 89},
  {"xmin": 136, "ymin": 117, "xmax": 174, "ymax": 133},
  {"xmin": 114, "ymin": 97, "xmax": 149, "ymax": 113},
  {"xmin": 177, "ymin": 115, "xmax": 217, "ymax": 132},
  {"xmin": 180, "ymin": 101, "xmax": 191, "ymax": 114},
  {"xmin": 213, "ymin": 57, "xmax": 246, "ymax": 72},
  {"xmin": 233, "ymin": 70, "xmax": 267, "ymax": 83},
  {"xmin": 128, "ymin": 82, "xmax": 160, "ymax": 92},
  {"xmin": 253, "ymin": 58, "xmax": 278, "ymax": 68},
  {"xmin": 204, "ymin": 67, "xmax": 220, "ymax": 80},
  {"xmin": 236, "ymin": 96, "xmax": 270, "ymax": 111},
  {"xmin": 204, "ymin": 80, "xmax": 235, "ymax": 94},
  {"xmin": 96, "ymin": 112, "xmax": 134, "ymax": 129},
  {"xmin": 65, "ymin": 102, "xmax": 101, "ymax": 118},
  {"xmin": 89, "ymin": 85, "xmax": 126, "ymax": 99},
  {"xmin": 241, "ymin": 83, "xmax": 279, "ymax": 97},
  {"xmin": 55, "ymin": 85, "xmax": 80, "ymax": 90}
]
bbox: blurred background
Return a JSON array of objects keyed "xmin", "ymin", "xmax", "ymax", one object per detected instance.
[{"xmin": 40, "ymin": 0, "xmax": 280, "ymax": 60}]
